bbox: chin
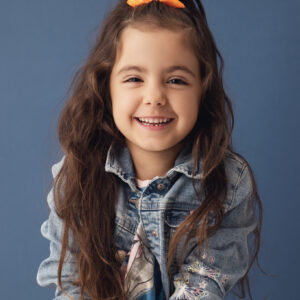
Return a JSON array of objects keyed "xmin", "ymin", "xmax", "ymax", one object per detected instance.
[
  {"xmin": 140, "ymin": 143, "xmax": 179, "ymax": 153},
  {"xmin": 140, "ymin": 145, "xmax": 167, "ymax": 152}
]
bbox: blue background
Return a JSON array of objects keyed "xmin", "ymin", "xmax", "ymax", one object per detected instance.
[{"xmin": 0, "ymin": 0, "xmax": 299, "ymax": 299}]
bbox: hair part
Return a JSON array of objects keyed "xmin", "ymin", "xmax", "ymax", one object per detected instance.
[{"xmin": 52, "ymin": 1, "xmax": 264, "ymax": 299}]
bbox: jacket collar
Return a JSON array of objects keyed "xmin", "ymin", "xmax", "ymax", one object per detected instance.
[{"xmin": 105, "ymin": 141, "xmax": 203, "ymax": 191}]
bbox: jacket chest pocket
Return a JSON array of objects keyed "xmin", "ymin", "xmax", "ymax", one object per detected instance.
[
  {"xmin": 114, "ymin": 218, "xmax": 136, "ymax": 252},
  {"xmin": 164, "ymin": 207, "xmax": 216, "ymax": 238},
  {"xmin": 163, "ymin": 209, "xmax": 194, "ymax": 277},
  {"xmin": 164, "ymin": 209, "xmax": 192, "ymax": 237},
  {"xmin": 165, "ymin": 209, "xmax": 192, "ymax": 227}
]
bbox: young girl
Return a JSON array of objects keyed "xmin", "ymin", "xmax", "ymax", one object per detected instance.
[{"xmin": 37, "ymin": 0, "xmax": 263, "ymax": 299}]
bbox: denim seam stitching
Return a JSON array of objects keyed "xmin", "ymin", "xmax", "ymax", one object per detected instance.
[{"xmin": 228, "ymin": 163, "xmax": 247, "ymax": 211}]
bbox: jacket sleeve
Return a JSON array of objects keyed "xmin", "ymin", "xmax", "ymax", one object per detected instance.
[
  {"xmin": 36, "ymin": 156, "xmax": 91, "ymax": 300},
  {"xmin": 169, "ymin": 164, "xmax": 258, "ymax": 300}
]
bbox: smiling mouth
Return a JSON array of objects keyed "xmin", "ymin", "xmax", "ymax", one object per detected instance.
[{"xmin": 134, "ymin": 117, "xmax": 174, "ymax": 126}]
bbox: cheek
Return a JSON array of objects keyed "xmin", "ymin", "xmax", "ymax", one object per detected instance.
[
  {"xmin": 182, "ymin": 102, "xmax": 200, "ymax": 129},
  {"xmin": 112, "ymin": 98, "xmax": 135, "ymax": 124},
  {"xmin": 177, "ymin": 99, "xmax": 200, "ymax": 118}
]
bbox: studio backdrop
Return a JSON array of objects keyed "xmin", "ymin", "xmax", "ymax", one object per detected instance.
[{"xmin": 0, "ymin": 1, "xmax": 299, "ymax": 299}]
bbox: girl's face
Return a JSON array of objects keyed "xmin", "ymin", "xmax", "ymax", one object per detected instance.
[{"xmin": 109, "ymin": 26, "xmax": 201, "ymax": 157}]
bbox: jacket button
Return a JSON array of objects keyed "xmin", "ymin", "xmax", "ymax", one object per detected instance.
[
  {"xmin": 157, "ymin": 183, "xmax": 164, "ymax": 190},
  {"xmin": 151, "ymin": 230, "xmax": 157, "ymax": 237}
]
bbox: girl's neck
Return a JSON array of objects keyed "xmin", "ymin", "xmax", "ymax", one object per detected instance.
[{"xmin": 127, "ymin": 141, "xmax": 184, "ymax": 180}]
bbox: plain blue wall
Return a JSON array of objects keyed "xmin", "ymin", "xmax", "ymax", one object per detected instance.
[{"xmin": 0, "ymin": 0, "xmax": 299, "ymax": 299}]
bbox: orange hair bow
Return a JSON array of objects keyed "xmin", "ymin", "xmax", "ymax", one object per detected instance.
[{"xmin": 127, "ymin": 0, "xmax": 185, "ymax": 9}]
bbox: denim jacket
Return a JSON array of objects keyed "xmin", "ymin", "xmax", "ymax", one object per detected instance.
[{"xmin": 37, "ymin": 142, "xmax": 257, "ymax": 300}]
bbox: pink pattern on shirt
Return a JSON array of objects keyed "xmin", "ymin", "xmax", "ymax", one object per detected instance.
[{"xmin": 125, "ymin": 233, "xmax": 143, "ymax": 278}]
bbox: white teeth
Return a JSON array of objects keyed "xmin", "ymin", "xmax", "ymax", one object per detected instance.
[{"xmin": 138, "ymin": 117, "xmax": 171, "ymax": 124}]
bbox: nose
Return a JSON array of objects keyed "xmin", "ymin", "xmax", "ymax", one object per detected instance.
[{"xmin": 143, "ymin": 80, "xmax": 167, "ymax": 106}]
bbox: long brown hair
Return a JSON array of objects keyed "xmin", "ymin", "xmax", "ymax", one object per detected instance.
[{"xmin": 52, "ymin": 1, "xmax": 264, "ymax": 299}]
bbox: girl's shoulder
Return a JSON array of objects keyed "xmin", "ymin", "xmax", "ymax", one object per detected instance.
[
  {"xmin": 224, "ymin": 149, "xmax": 248, "ymax": 168},
  {"xmin": 223, "ymin": 149, "xmax": 251, "ymax": 178},
  {"xmin": 223, "ymin": 149, "xmax": 255, "ymax": 211}
]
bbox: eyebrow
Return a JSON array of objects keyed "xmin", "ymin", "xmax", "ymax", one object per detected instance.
[{"xmin": 116, "ymin": 65, "xmax": 196, "ymax": 78}]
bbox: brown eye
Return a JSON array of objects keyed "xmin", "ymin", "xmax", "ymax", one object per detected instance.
[
  {"xmin": 169, "ymin": 78, "xmax": 187, "ymax": 85},
  {"xmin": 125, "ymin": 77, "xmax": 142, "ymax": 83}
]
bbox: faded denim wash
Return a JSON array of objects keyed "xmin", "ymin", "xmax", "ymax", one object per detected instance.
[{"xmin": 37, "ymin": 141, "xmax": 257, "ymax": 299}]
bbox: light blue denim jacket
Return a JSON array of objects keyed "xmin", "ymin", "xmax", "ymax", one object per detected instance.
[{"xmin": 37, "ymin": 142, "xmax": 257, "ymax": 300}]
